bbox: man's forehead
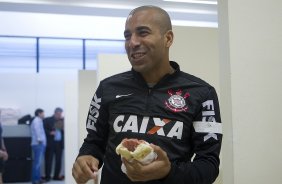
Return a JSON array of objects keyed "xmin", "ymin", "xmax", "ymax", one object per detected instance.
[
  {"xmin": 126, "ymin": 9, "xmax": 157, "ymax": 22},
  {"xmin": 124, "ymin": 25, "xmax": 151, "ymax": 32},
  {"xmin": 125, "ymin": 12, "xmax": 155, "ymax": 28},
  {"xmin": 124, "ymin": 18, "xmax": 155, "ymax": 31}
]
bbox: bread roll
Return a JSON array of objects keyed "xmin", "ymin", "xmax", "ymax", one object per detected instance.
[{"xmin": 116, "ymin": 138, "xmax": 154, "ymax": 162}]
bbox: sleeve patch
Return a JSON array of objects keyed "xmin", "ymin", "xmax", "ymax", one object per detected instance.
[{"xmin": 193, "ymin": 121, "xmax": 222, "ymax": 134}]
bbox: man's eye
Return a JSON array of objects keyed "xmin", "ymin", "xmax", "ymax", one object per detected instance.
[
  {"xmin": 139, "ymin": 31, "xmax": 149, "ymax": 36},
  {"xmin": 124, "ymin": 34, "xmax": 131, "ymax": 40}
]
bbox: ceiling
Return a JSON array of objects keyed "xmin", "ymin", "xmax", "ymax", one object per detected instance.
[{"xmin": 0, "ymin": 0, "xmax": 218, "ymax": 27}]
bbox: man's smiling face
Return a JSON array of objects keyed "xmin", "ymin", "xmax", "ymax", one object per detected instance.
[{"xmin": 124, "ymin": 9, "xmax": 169, "ymax": 75}]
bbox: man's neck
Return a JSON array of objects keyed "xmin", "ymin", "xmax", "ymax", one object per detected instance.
[{"xmin": 142, "ymin": 65, "xmax": 175, "ymax": 84}]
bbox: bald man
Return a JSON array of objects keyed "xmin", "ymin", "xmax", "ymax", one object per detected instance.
[{"xmin": 72, "ymin": 5, "xmax": 222, "ymax": 184}]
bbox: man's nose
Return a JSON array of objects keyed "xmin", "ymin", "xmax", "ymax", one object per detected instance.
[{"xmin": 128, "ymin": 34, "xmax": 140, "ymax": 48}]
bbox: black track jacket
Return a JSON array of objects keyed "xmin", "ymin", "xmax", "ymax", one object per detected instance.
[{"xmin": 78, "ymin": 61, "xmax": 222, "ymax": 184}]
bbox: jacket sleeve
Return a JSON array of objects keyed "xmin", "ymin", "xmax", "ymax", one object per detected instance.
[
  {"xmin": 164, "ymin": 87, "xmax": 222, "ymax": 184},
  {"xmin": 78, "ymin": 83, "xmax": 109, "ymax": 169}
]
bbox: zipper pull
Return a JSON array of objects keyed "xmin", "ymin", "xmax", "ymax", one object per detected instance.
[{"xmin": 148, "ymin": 88, "xmax": 152, "ymax": 94}]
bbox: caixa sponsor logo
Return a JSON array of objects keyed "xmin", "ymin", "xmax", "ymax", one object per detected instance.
[{"xmin": 113, "ymin": 115, "xmax": 184, "ymax": 140}]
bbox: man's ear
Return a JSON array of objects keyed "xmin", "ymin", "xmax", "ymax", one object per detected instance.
[{"xmin": 165, "ymin": 30, "xmax": 174, "ymax": 48}]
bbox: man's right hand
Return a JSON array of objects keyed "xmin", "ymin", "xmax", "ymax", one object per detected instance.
[
  {"xmin": 50, "ymin": 130, "xmax": 56, "ymax": 135},
  {"xmin": 0, "ymin": 150, "xmax": 8, "ymax": 161},
  {"xmin": 72, "ymin": 155, "xmax": 99, "ymax": 184}
]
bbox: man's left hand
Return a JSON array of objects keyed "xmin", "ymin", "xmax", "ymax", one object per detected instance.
[{"xmin": 122, "ymin": 144, "xmax": 171, "ymax": 182}]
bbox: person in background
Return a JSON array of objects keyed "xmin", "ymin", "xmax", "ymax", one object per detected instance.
[
  {"xmin": 43, "ymin": 107, "xmax": 64, "ymax": 181},
  {"xmin": 72, "ymin": 5, "xmax": 222, "ymax": 184},
  {"xmin": 0, "ymin": 110, "xmax": 8, "ymax": 184},
  {"xmin": 53, "ymin": 117, "xmax": 64, "ymax": 180},
  {"xmin": 31, "ymin": 108, "xmax": 46, "ymax": 184}
]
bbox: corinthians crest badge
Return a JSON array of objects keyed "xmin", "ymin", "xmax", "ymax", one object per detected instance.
[{"xmin": 165, "ymin": 89, "xmax": 190, "ymax": 112}]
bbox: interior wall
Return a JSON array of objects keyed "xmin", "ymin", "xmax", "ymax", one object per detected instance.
[
  {"xmin": 170, "ymin": 26, "xmax": 220, "ymax": 92},
  {"xmin": 217, "ymin": 1, "xmax": 234, "ymax": 184},
  {"xmin": 0, "ymin": 11, "xmax": 125, "ymax": 39},
  {"xmin": 218, "ymin": 0, "xmax": 282, "ymax": 184},
  {"xmin": 0, "ymin": 73, "xmax": 76, "ymax": 118},
  {"xmin": 64, "ymin": 79, "xmax": 79, "ymax": 184},
  {"xmin": 97, "ymin": 54, "xmax": 131, "ymax": 81},
  {"xmin": 78, "ymin": 71, "xmax": 98, "ymax": 146}
]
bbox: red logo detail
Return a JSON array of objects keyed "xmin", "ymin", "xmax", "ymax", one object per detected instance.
[
  {"xmin": 165, "ymin": 89, "xmax": 190, "ymax": 112},
  {"xmin": 147, "ymin": 119, "xmax": 171, "ymax": 134}
]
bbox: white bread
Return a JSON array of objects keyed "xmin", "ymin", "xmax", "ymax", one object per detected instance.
[
  {"xmin": 116, "ymin": 138, "xmax": 157, "ymax": 173},
  {"xmin": 116, "ymin": 138, "xmax": 154, "ymax": 161}
]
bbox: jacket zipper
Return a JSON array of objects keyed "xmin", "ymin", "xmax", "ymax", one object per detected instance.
[{"xmin": 146, "ymin": 87, "xmax": 152, "ymax": 112}]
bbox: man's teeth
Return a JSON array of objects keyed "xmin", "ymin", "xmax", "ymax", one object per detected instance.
[{"xmin": 132, "ymin": 53, "xmax": 145, "ymax": 59}]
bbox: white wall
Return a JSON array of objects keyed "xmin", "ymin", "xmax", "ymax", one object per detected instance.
[
  {"xmin": 0, "ymin": 11, "xmax": 125, "ymax": 39},
  {"xmin": 78, "ymin": 71, "xmax": 98, "ymax": 146},
  {"xmin": 217, "ymin": 1, "xmax": 234, "ymax": 183},
  {"xmin": 64, "ymin": 79, "xmax": 79, "ymax": 184},
  {"xmin": 218, "ymin": 0, "xmax": 282, "ymax": 184},
  {"xmin": 171, "ymin": 26, "xmax": 219, "ymax": 92},
  {"xmin": 0, "ymin": 73, "xmax": 76, "ymax": 118},
  {"xmin": 97, "ymin": 54, "xmax": 131, "ymax": 81}
]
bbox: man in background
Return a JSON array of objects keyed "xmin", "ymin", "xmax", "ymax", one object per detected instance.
[
  {"xmin": 43, "ymin": 107, "xmax": 64, "ymax": 181},
  {"xmin": 31, "ymin": 108, "xmax": 46, "ymax": 184}
]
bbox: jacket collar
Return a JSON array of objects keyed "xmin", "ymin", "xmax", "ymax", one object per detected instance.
[{"xmin": 131, "ymin": 61, "xmax": 180, "ymax": 88}]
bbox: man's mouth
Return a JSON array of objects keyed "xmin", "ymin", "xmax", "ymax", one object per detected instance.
[{"xmin": 131, "ymin": 52, "xmax": 146, "ymax": 59}]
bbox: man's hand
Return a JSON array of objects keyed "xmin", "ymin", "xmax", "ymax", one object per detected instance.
[
  {"xmin": 122, "ymin": 144, "xmax": 171, "ymax": 182},
  {"xmin": 0, "ymin": 150, "xmax": 8, "ymax": 161},
  {"xmin": 50, "ymin": 130, "xmax": 56, "ymax": 135},
  {"xmin": 72, "ymin": 155, "xmax": 99, "ymax": 184}
]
